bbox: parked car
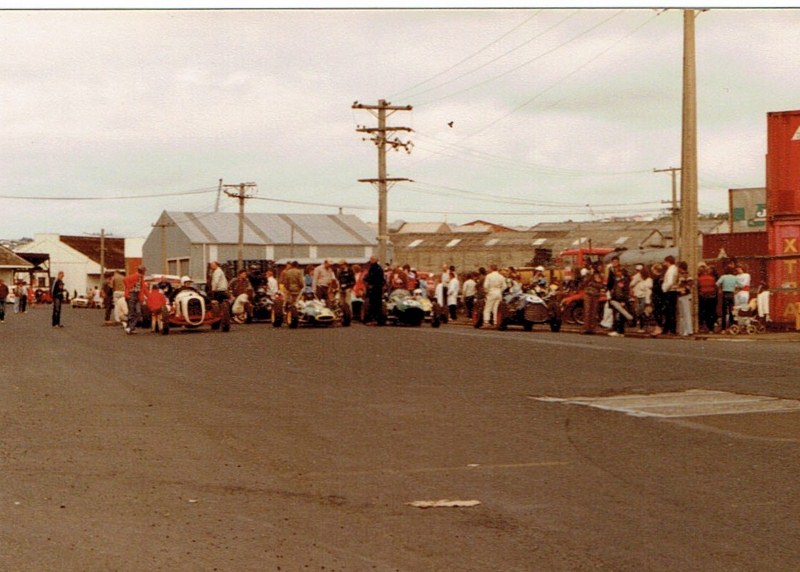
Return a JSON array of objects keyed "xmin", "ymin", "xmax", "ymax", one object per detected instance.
[
  {"xmin": 158, "ymin": 285, "xmax": 231, "ymax": 334},
  {"xmin": 71, "ymin": 295, "xmax": 92, "ymax": 309},
  {"xmin": 474, "ymin": 287, "xmax": 562, "ymax": 332},
  {"xmin": 286, "ymin": 289, "xmax": 350, "ymax": 328},
  {"xmin": 383, "ymin": 289, "xmax": 441, "ymax": 327}
]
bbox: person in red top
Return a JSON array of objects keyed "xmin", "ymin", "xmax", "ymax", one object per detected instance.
[
  {"xmin": 696, "ymin": 265, "xmax": 718, "ymax": 333},
  {"xmin": 123, "ymin": 265, "xmax": 147, "ymax": 334},
  {"xmin": 146, "ymin": 282, "xmax": 168, "ymax": 333}
]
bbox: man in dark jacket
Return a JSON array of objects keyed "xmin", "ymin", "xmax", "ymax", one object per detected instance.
[
  {"xmin": 0, "ymin": 278, "xmax": 8, "ymax": 323},
  {"xmin": 51, "ymin": 271, "xmax": 66, "ymax": 327},
  {"xmin": 364, "ymin": 256, "xmax": 385, "ymax": 325}
]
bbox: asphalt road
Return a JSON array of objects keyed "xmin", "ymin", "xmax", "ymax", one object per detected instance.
[{"xmin": 2, "ymin": 305, "xmax": 800, "ymax": 571}]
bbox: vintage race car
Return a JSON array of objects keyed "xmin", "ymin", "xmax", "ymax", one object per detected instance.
[
  {"xmin": 159, "ymin": 287, "xmax": 231, "ymax": 334},
  {"xmin": 249, "ymin": 288, "xmax": 285, "ymax": 327},
  {"xmin": 286, "ymin": 290, "xmax": 351, "ymax": 328},
  {"xmin": 474, "ymin": 288, "xmax": 562, "ymax": 332},
  {"xmin": 383, "ymin": 289, "xmax": 441, "ymax": 327}
]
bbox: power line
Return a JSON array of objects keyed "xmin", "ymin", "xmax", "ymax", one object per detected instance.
[
  {"xmin": 0, "ymin": 186, "xmax": 219, "ymax": 201},
  {"xmin": 398, "ymin": 10, "xmax": 576, "ymax": 101},
  {"xmin": 413, "ymin": 10, "xmax": 623, "ymax": 107},
  {"xmin": 390, "ymin": 10, "xmax": 544, "ymax": 100}
]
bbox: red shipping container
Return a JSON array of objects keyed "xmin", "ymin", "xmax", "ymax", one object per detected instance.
[
  {"xmin": 766, "ymin": 110, "xmax": 800, "ymax": 218},
  {"xmin": 767, "ymin": 221, "xmax": 800, "ymax": 327}
]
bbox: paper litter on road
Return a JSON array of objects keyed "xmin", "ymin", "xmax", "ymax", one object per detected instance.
[{"xmin": 407, "ymin": 499, "xmax": 481, "ymax": 508}]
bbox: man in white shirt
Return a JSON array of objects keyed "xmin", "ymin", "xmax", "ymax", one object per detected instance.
[
  {"xmin": 209, "ymin": 261, "xmax": 229, "ymax": 304},
  {"xmin": 312, "ymin": 259, "xmax": 335, "ymax": 301},
  {"xmin": 482, "ymin": 264, "xmax": 506, "ymax": 327},
  {"xmin": 661, "ymin": 255, "xmax": 679, "ymax": 335},
  {"xmin": 462, "ymin": 273, "xmax": 477, "ymax": 320}
]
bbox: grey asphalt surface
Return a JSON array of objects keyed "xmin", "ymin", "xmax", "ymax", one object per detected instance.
[{"xmin": 2, "ymin": 304, "xmax": 800, "ymax": 571}]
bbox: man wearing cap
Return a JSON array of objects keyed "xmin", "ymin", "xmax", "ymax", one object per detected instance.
[{"xmin": 123, "ymin": 265, "xmax": 147, "ymax": 334}]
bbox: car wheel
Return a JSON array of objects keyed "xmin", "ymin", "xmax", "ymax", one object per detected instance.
[
  {"xmin": 496, "ymin": 303, "xmax": 508, "ymax": 331},
  {"xmin": 472, "ymin": 300, "xmax": 484, "ymax": 328},
  {"xmin": 273, "ymin": 303, "xmax": 284, "ymax": 328},
  {"xmin": 161, "ymin": 307, "xmax": 170, "ymax": 335},
  {"xmin": 289, "ymin": 306, "xmax": 299, "ymax": 329},
  {"xmin": 570, "ymin": 304, "xmax": 584, "ymax": 325},
  {"xmin": 220, "ymin": 300, "xmax": 231, "ymax": 332},
  {"xmin": 550, "ymin": 319, "xmax": 562, "ymax": 333}
]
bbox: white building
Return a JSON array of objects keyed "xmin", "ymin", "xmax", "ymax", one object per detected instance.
[{"xmin": 15, "ymin": 234, "xmax": 127, "ymax": 298}]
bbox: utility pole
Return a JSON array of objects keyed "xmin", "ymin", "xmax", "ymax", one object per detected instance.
[
  {"xmin": 353, "ymin": 99, "xmax": 413, "ymax": 264},
  {"xmin": 680, "ymin": 9, "xmax": 699, "ymax": 331},
  {"xmin": 215, "ymin": 178, "xmax": 223, "ymax": 212},
  {"xmin": 152, "ymin": 221, "xmax": 174, "ymax": 275},
  {"xmin": 99, "ymin": 228, "xmax": 105, "ymax": 279},
  {"xmin": 654, "ymin": 167, "xmax": 681, "ymax": 246},
  {"xmin": 223, "ymin": 182, "xmax": 257, "ymax": 273}
]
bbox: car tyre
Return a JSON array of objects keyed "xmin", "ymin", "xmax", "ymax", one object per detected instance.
[
  {"xmin": 273, "ymin": 303, "xmax": 284, "ymax": 328},
  {"xmin": 161, "ymin": 307, "xmax": 170, "ymax": 335}
]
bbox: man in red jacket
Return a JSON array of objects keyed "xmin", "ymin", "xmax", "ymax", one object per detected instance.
[{"xmin": 123, "ymin": 265, "xmax": 147, "ymax": 334}]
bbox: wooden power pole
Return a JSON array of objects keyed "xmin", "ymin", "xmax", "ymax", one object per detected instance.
[
  {"xmin": 680, "ymin": 9, "xmax": 699, "ymax": 330},
  {"xmin": 352, "ymin": 99, "xmax": 413, "ymax": 264},
  {"xmin": 223, "ymin": 182, "xmax": 257, "ymax": 273}
]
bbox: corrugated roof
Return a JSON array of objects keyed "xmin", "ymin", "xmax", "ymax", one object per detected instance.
[
  {"xmin": 166, "ymin": 212, "xmax": 376, "ymax": 246},
  {"xmin": 0, "ymin": 245, "xmax": 33, "ymax": 269},
  {"xmin": 59, "ymin": 235, "xmax": 126, "ymax": 269}
]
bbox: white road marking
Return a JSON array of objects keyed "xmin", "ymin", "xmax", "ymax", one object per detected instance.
[{"xmin": 531, "ymin": 389, "xmax": 800, "ymax": 418}]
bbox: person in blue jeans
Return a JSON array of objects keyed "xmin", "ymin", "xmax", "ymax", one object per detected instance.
[{"xmin": 716, "ymin": 264, "xmax": 738, "ymax": 330}]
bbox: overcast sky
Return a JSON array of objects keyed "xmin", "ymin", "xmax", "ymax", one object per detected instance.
[{"xmin": 2, "ymin": 6, "xmax": 799, "ymax": 239}]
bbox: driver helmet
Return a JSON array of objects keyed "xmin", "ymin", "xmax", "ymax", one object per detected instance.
[
  {"xmin": 413, "ymin": 288, "xmax": 423, "ymax": 296},
  {"xmin": 181, "ymin": 275, "xmax": 192, "ymax": 285},
  {"xmin": 302, "ymin": 287, "xmax": 315, "ymax": 300}
]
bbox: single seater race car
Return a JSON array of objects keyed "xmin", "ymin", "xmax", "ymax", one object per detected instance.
[
  {"xmin": 383, "ymin": 289, "xmax": 441, "ymax": 327},
  {"xmin": 158, "ymin": 279, "xmax": 231, "ymax": 334},
  {"xmin": 286, "ymin": 289, "xmax": 351, "ymax": 328},
  {"xmin": 249, "ymin": 288, "xmax": 285, "ymax": 327},
  {"xmin": 474, "ymin": 287, "xmax": 562, "ymax": 332}
]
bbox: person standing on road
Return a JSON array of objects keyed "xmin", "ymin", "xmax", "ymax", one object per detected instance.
[
  {"xmin": 446, "ymin": 270, "xmax": 460, "ymax": 321},
  {"xmin": 661, "ymin": 255, "xmax": 679, "ymax": 335},
  {"xmin": 482, "ymin": 264, "xmax": 506, "ymax": 327},
  {"xmin": 336, "ymin": 260, "xmax": 355, "ymax": 311},
  {"xmin": 102, "ymin": 271, "xmax": 115, "ymax": 324},
  {"xmin": 606, "ymin": 260, "xmax": 631, "ymax": 337},
  {"xmin": 312, "ymin": 259, "xmax": 335, "ymax": 302},
  {"xmin": 581, "ymin": 261, "xmax": 605, "ymax": 335},
  {"xmin": 19, "ymin": 282, "xmax": 29, "ymax": 314},
  {"xmin": 364, "ymin": 255, "xmax": 386, "ymax": 325},
  {"xmin": 123, "ymin": 265, "xmax": 146, "ymax": 335},
  {"xmin": 696, "ymin": 265, "xmax": 718, "ymax": 333},
  {"xmin": 462, "ymin": 272, "xmax": 477, "ymax": 321},
  {"xmin": 51, "ymin": 271, "xmax": 66, "ymax": 328},
  {"xmin": 209, "ymin": 261, "xmax": 229, "ymax": 304},
  {"xmin": 716, "ymin": 264, "xmax": 738, "ymax": 331},
  {"xmin": 677, "ymin": 261, "xmax": 694, "ymax": 336},
  {"xmin": 0, "ymin": 278, "xmax": 8, "ymax": 323},
  {"xmin": 281, "ymin": 261, "xmax": 305, "ymax": 307}
]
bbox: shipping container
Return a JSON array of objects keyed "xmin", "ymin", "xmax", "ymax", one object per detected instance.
[
  {"xmin": 766, "ymin": 110, "xmax": 800, "ymax": 218},
  {"xmin": 702, "ymin": 232, "xmax": 768, "ymax": 259},
  {"xmin": 766, "ymin": 220, "xmax": 800, "ymax": 327}
]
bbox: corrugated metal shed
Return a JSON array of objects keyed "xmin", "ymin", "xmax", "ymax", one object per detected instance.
[{"xmin": 166, "ymin": 211, "xmax": 376, "ymax": 246}]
